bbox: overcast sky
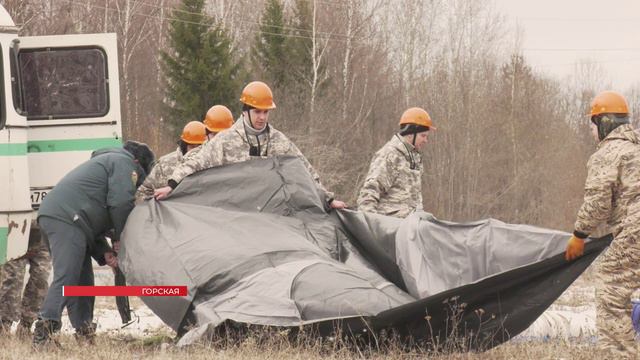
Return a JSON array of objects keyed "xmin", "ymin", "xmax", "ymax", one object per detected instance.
[{"xmin": 493, "ymin": 0, "xmax": 640, "ymax": 91}]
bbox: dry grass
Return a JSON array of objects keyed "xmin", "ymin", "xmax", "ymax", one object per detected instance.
[
  {"xmin": 3, "ymin": 270, "xmax": 605, "ymax": 359},
  {"xmin": 0, "ymin": 329, "xmax": 608, "ymax": 360}
]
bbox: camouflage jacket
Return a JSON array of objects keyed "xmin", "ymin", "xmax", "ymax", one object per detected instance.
[
  {"xmin": 357, "ymin": 134, "xmax": 423, "ymax": 218},
  {"xmin": 136, "ymin": 146, "xmax": 202, "ymax": 202},
  {"xmin": 575, "ymin": 124, "xmax": 640, "ymax": 237},
  {"xmin": 169, "ymin": 118, "xmax": 334, "ymax": 202}
]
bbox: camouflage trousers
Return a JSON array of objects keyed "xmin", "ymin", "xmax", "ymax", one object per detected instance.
[
  {"xmin": 596, "ymin": 228, "xmax": 640, "ymax": 359},
  {"xmin": 0, "ymin": 226, "xmax": 51, "ymax": 327}
]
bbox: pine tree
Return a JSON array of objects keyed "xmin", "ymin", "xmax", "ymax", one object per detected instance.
[
  {"xmin": 289, "ymin": 0, "xmax": 313, "ymax": 86},
  {"xmin": 161, "ymin": 0, "xmax": 242, "ymax": 134},
  {"xmin": 252, "ymin": 0, "xmax": 289, "ymax": 88}
]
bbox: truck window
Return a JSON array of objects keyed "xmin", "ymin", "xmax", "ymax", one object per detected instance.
[{"xmin": 18, "ymin": 47, "xmax": 109, "ymax": 120}]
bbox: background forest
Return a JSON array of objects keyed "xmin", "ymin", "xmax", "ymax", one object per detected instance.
[{"xmin": 4, "ymin": 0, "xmax": 640, "ymax": 231}]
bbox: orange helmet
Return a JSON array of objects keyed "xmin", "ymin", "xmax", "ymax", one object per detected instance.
[
  {"xmin": 203, "ymin": 105, "xmax": 233, "ymax": 133},
  {"xmin": 180, "ymin": 121, "xmax": 207, "ymax": 145},
  {"xmin": 589, "ymin": 91, "xmax": 629, "ymax": 116},
  {"xmin": 399, "ymin": 107, "xmax": 436, "ymax": 130},
  {"xmin": 239, "ymin": 81, "xmax": 276, "ymax": 110}
]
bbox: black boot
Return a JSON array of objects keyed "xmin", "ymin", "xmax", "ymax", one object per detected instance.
[
  {"xmin": 74, "ymin": 322, "xmax": 96, "ymax": 345},
  {"xmin": 32, "ymin": 319, "xmax": 61, "ymax": 349}
]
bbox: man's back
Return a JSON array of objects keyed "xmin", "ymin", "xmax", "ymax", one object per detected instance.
[
  {"xmin": 38, "ymin": 147, "xmax": 139, "ymax": 240},
  {"xmin": 575, "ymin": 124, "xmax": 640, "ymax": 237},
  {"xmin": 357, "ymin": 135, "xmax": 423, "ymax": 218}
]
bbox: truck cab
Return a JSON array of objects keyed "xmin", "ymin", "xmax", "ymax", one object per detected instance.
[{"xmin": 0, "ymin": 5, "xmax": 122, "ymax": 264}]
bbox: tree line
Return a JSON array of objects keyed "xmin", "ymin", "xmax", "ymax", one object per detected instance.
[{"xmin": 4, "ymin": 0, "xmax": 640, "ymax": 231}]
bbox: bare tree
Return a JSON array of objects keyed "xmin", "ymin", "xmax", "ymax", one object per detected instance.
[
  {"xmin": 303, "ymin": 0, "xmax": 329, "ymax": 115},
  {"xmin": 110, "ymin": 0, "xmax": 159, "ymax": 139}
]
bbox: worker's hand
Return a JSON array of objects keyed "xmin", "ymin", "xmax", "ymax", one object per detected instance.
[
  {"xmin": 154, "ymin": 186, "xmax": 172, "ymax": 200},
  {"xmin": 565, "ymin": 235, "xmax": 585, "ymax": 261},
  {"xmin": 104, "ymin": 251, "xmax": 118, "ymax": 269},
  {"xmin": 329, "ymin": 200, "xmax": 347, "ymax": 209}
]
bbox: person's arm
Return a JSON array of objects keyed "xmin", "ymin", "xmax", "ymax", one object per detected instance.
[
  {"xmin": 155, "ymin": 138, "xmax": 224, "ymax": 200},
  {"xmin": 357, "ymin": 152, "xmax": 396, "ymax": 213},
  {"xmin": 566, "ymin": 150, "xmax": 619, "ymax": 259},
  {"xmin": 573, "ymin": 151, "xmax": 618, "ymax": 237},
  {"xmin": 135, "ymin": 161, "xmax": 164, "ymax": 203},
  {"xmin": 135, "ymin": 183, "xmax": 153, "ymax": 203},
  {"xmin": 169, "ymin": 138, "xmax": 222, "ymax": 185},
  {"xmin": 106, "ymin": 159, "xmax": 138, "ymax": 241}
]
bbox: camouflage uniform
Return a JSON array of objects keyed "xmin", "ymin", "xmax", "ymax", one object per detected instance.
[
  {"xmin": 169, "ymin": 118, "xmax": 334, "ymax": 202},
  {"xmin": 357, "ymin": 134, "xmax": 423, "ymax": 218},
  {"xmin": 0, "ymin": 223, "xmax": 51, "ymax": 330},
  {"xmin": 574, "ymin": 124, "xmax": 640, "ymax": 358},
  {"xmin": 136, "ymin": 146, "xmax": 202, "ymax": 202}
]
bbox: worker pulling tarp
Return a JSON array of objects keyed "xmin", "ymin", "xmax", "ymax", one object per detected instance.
[{"xmin": 119, "ymin": 156, "xmax": 609, "ymax": 350}]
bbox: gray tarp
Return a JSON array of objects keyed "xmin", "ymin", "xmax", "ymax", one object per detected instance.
[
  {"xmin": 396, "ymin": 214, "xmax": 570, "ymax": 298},
  {"xmin": 119, "ymin": 156, "xmax": 606, "ymax": 350}
]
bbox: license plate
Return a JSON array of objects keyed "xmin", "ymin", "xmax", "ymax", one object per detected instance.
[{"xmin": 30, "ymin": 189, "xmax": 50, "ymax": 209}]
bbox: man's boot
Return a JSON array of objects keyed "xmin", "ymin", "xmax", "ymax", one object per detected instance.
[
  {"xmin": 74, "ymin": 322, "xmax": 96, "ymax": 345},
  {"xmin": 32, "ymin": 319, "xmax": 61, "ymax": 349}
]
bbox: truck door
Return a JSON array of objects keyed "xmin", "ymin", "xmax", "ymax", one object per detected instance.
[{"xmin": 1, "ymin": 33, "xmax": 121, "ymax": 264}]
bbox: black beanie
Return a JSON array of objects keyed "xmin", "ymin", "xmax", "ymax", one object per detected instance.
[
  {"xmin": 123, "ymin": 140, "xmax": 155, "ymax": 175},
  {"xmin": 399, "ymin": 124, "xmax": 430, "ymax": 136}
]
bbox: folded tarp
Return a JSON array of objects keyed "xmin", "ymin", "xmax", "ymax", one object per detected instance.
[
  {"xmin": 119, "ymin": 156, "xmax": 609, "ymax": 350},
  {"xmin": 340, "ymin": 210, "xmax": 580, "ymax": 298}
]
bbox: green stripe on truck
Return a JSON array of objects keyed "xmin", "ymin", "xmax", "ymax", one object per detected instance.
[
  {"xmin": 0, "ymin": 138, "xmax": 122, "ymax": 155},
  {"xmin": 0, "ymin": 143, "xmax": 27, "ymax": 156},
  {"xmin": 27, "ymin": 138, "xmax": 122, "ymax": 152},
  {"xmin": 0, "ymin": 227, "xmax": 7, "ymax": 265}
]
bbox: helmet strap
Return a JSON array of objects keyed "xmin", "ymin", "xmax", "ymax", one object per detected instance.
[
  {"xmin": 247, "ymin": 110, "xmax": 255, "ymax": 128},
  {"xmin": 242, "ymin": 104, "xmax": 256, "ymax": 128},
  {"xmin": 395, "ymin": 134, "xmax": 417, "ymax": 170},
  {"xmin": 179, "ymin": 141, "xmax": 188, "ymax": 155}
]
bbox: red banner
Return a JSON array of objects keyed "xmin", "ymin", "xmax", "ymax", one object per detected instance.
[{"xmin": 63, "ymin": 286, "xmax": 187, "ymax": 297}]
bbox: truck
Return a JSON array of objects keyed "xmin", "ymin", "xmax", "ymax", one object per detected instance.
[{"xmin": 0, "ymin": 5, "xmax": 122, "ymax": 265}]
